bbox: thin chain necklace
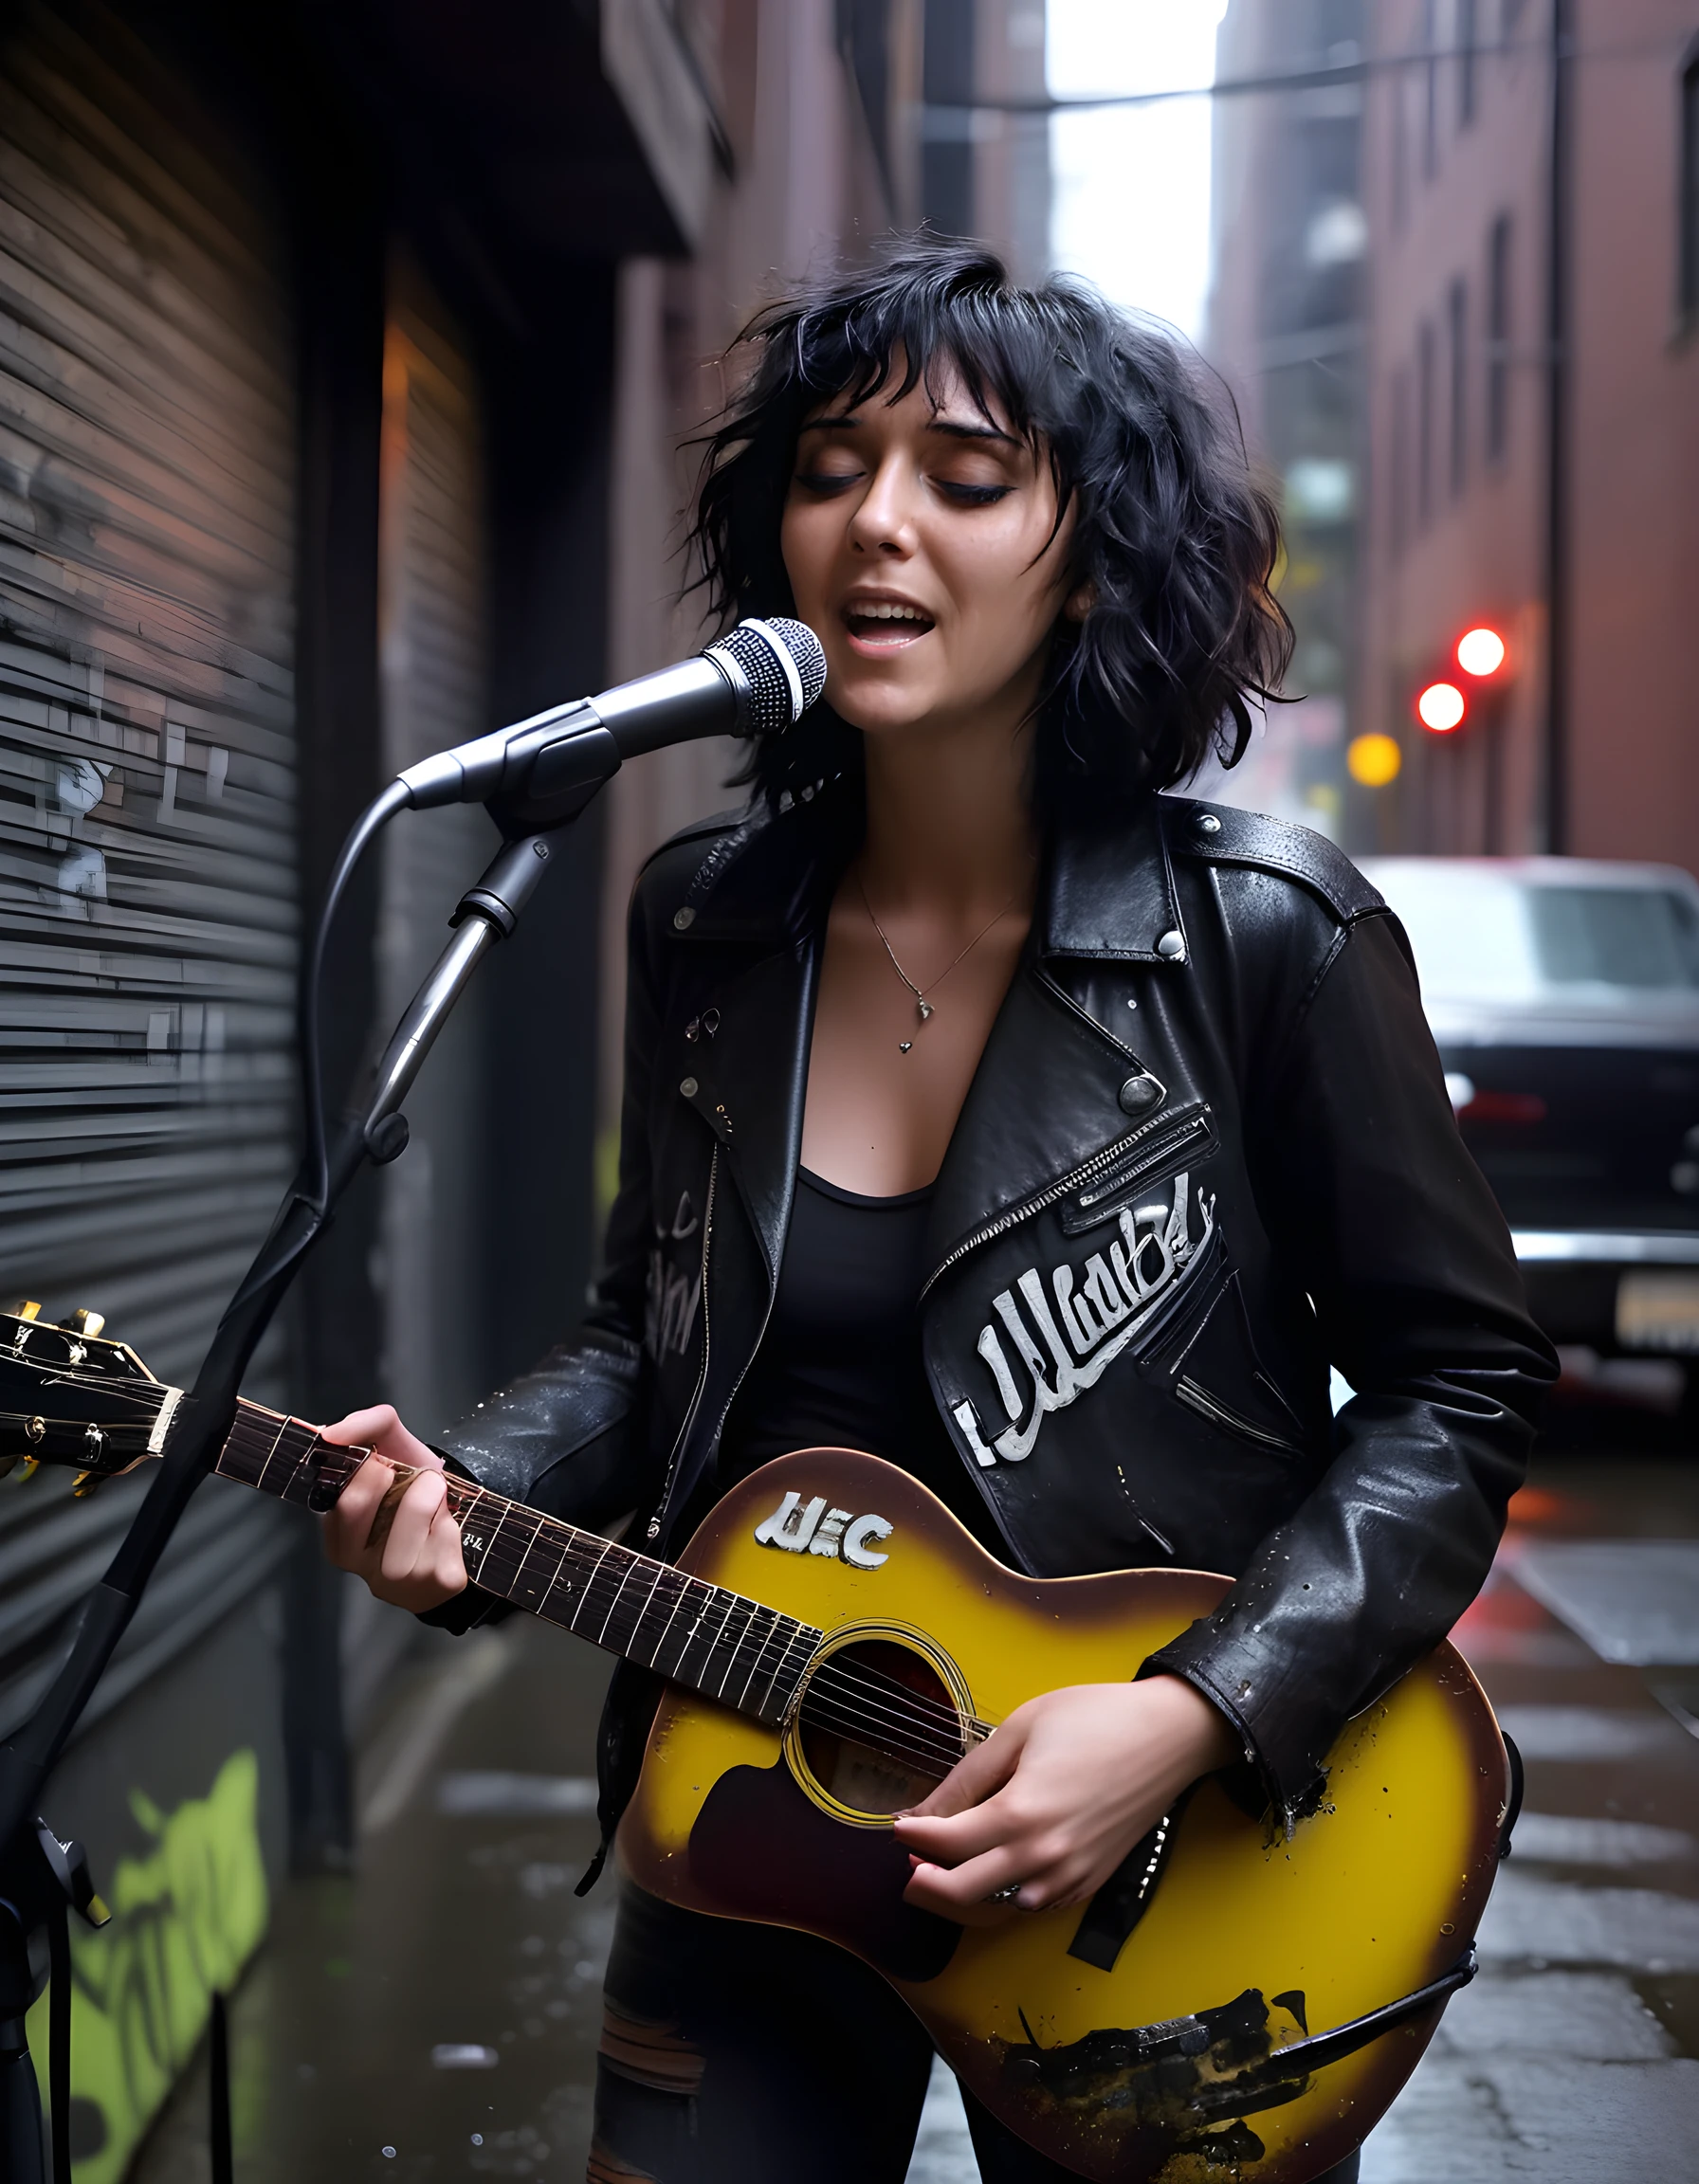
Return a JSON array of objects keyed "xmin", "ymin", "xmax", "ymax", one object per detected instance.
[{"xmin": 855, "ymin": 867, "xmax": 1022, "ymax": 1052}]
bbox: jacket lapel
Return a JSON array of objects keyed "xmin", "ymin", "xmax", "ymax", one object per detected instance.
[
  {"xmin": 667, "ymin": 800, "xmax": 843, "ymax": 1285},
  {"xmin": 925, "ymin": 795, "xmax": 1187, "ymax": 1279},
  {"xmin": 665, "ymin": 790, "xmax": 1188, "ymax": 1292},
  {"xmin": 678, "ymin": 942, "xmax": 818, "ymax": 1285}
]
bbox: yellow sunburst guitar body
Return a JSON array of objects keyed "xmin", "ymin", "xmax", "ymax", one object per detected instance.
[
  {"xmin": 0, "ymin": 1312, "xmax": 1510, "ymax": 2183},
  {"xmin": 621, "ymin": 1448, "xmax": 1507, "ymax": 2184}
]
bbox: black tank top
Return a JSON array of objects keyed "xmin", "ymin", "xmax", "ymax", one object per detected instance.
[{"xmin": 719, "ymin": 1169, "xmax": 1005, "ymax": 1554}]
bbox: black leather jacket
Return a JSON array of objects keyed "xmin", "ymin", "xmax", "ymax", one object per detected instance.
[{"xmin": 440, "ymin": 787, "xmax": 1555, "ymax": 1835}]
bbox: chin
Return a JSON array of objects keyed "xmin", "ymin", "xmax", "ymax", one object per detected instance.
[
  {"xmin": 821, "ymin": 659, "xmax": 938, "ymax": 734},
  {"xmin": 829, "ymin": 689, "xmax": 936, "ymax": 739}
]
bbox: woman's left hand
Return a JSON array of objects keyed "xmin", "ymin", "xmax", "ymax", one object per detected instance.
[{"xmin": 894, "ymin": 1675, "xmax": 1238, "ymax": 1918}]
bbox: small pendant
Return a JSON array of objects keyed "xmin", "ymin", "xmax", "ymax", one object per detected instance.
[
  {"xmin": 898, "ymin": 1041, "xmax": 913, "ymax": 1054},
  {"xmin": 916, "ymin": 998, "xmax": 933, "ymax": 1023}
]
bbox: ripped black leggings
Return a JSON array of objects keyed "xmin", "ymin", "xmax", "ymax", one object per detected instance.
[{"xmin": 588, "ymin": 1884, "xmax": 1363, "ymax": 2184}]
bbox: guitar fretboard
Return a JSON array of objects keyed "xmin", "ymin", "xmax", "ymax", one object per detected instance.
[{"xmin": 216, "ymin": 1402, "xmax": 819, "ymax": 1727}]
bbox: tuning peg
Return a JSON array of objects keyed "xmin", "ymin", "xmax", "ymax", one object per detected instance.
[
  {"xmin": 1, "ymin": 1424, "xmax": 44, "ymax": 1475},
  {"xmin": 62, "ymin": 1308, "xmax": 105, "ymax": 1339},
  {"xmin": 71, "ymin": 1471, "xmax": 107, "ymax": 1499},
  {"xmin": 9, "ymin": 1301, "xmax": 41, "ymax": 1320},
  {"xmin": 12, "ymin": 1457, "xmax": 40, "ymax": 1483}
]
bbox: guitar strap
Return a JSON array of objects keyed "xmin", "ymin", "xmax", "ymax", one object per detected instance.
[{"xmin": 1066, "ymin": 1791, "xmax": 1192, "ymax": 1972}]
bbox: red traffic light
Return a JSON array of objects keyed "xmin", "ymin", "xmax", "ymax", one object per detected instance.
[
  {"xmin": 1416, "ymin": 681, "xmax": 1467, "ymax": 733},
  {"xmin": 1455, "ymin": 626, "xmax": 1507, "ymax": 678}
]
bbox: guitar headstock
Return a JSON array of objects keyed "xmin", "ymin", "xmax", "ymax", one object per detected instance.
[{"xmin": 0, "ymin": 1303, "xmax": 182, "ymax": 1494}]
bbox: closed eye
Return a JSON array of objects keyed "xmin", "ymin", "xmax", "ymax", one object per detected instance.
[
  {"xmin": 793, "ymin": 467, "xmax": 864, "ymax": 496},
  {"xmin": 936, "ymin": 481, "xmax": 1012, "ymax": 506}
]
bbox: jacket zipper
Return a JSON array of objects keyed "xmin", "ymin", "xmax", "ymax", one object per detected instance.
[
  {"xmin": 1072, "ymin": 1106, "xmax": 1215, "ymax": 1212},
  {"xmin": 919, "ymin": 1106, "xmax": 1210, "ymax": 1303},
  {"xmin": 698, "ymin": 1257, "xmax": 783, "ymax": 1510},
  {"xmin": 646, "ymin": 1145, "xmax": 718, "ymax": 1540},
  {"xmin": 644, "ymin": 1142, "xmax": 790, "ymax": 1545}
]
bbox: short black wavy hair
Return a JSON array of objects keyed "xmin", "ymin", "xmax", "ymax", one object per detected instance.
[{"xmin": 687, "ymin": 235, "xmax": 1291, "ymax": 816}]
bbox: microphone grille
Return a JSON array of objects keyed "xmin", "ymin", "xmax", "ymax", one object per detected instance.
[{"xmin": 709, "ymin": 617, "xmax": 829, "ymax": 737}]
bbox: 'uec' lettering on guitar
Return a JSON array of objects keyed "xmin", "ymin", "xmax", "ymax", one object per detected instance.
[{"xmin": 754, "ymin": 1490, "xmax": 893, "ymax": 1567}]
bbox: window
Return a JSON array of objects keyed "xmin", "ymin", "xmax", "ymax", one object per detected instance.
[
  {"xmin": 1486, "ymin": 212, "xmax": 1512, "ymax": 458},
  {"xmin": 1681, "ymin": 46, "xmax": 1699, "ymax": 322},
  {"xmin": 1529, "ymin": 887, "xmax": 1699, "ymax": 991},
  {"xmin": 1362, "ymin": 870, "xmax": 1699, "ymax": 1006},
  {"xmin": 1448, "ymin": 278, "xmax": 1469, "ymax": 496},
  {"xmin": 1392, "ymin": 58, "xmax": 1410, "ymax": 230},
  {"xmin": 1417, "ymin": 320, "xmax": 1436, "ymax": 525},
  {"xmin": 1423, "ymin": 0, "xmax": 1440, "ymax": 177},
  {"xmin": 1458, "ymin": 0, "xmax": 1479, "ymax": 125},
  {"xmin": 1391, "ymin": 365, "xmax": 1412, "ymax": 556}
]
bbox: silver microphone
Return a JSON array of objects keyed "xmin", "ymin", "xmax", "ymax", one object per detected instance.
[{"xmin": 396, "ymin": 617, "xmax": 828, "ymax": 820}]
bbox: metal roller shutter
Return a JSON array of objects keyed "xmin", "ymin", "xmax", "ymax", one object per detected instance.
[
  {"xmin": 331, "ymin": 289, "xmax": 493, "ymax": 1732},
  {"xmin": 374, "ymin": 292, "xmax": 490, "ymax": 1446},
  {"xmin": 0, "ymin": 8, "xmax": 298, "ymax": 1736}
]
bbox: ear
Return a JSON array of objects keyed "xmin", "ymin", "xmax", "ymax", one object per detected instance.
[{"xmin": 1063, "ymin": 580, "xmax": 1096, "ymax": 625}]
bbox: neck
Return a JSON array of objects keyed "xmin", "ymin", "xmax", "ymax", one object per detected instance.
[
  {"xmin": 210, "ymin": 1399, "xmax": 819, "ymax": 1727},
  {"xmin": 857, "ymin": 697, "xmax": 1038, "ymax": 918}
]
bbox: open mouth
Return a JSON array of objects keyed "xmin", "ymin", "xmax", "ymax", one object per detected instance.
[{"xmin": 841, "ymin": 601, "xmax": 936, "ymax": 649}]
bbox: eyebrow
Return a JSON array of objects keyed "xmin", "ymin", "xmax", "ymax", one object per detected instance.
[{"xmin": 802, "ymin": 411, "xmax": 1020, "ymax": 448}]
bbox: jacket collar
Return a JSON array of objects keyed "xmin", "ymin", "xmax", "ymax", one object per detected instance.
[
  {"xmin": 1037, "ymin": 792, "xmax": 1187, "ymax": 965},
  {"xmin": 673, "ymin": 787, "xmax": 1185, "ymax": 966},
  {"xmin": 668, "ymin": 792, "xmax": 848, "ymax": 948},
  {"xmin": 666, "ymin": 788, "xmax": 1186, "ymax": 1286}
]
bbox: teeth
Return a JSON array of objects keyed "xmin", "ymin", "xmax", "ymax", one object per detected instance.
[{"xmin": 852, "ymin": 603, "xmax": 928, "ymax": 622}]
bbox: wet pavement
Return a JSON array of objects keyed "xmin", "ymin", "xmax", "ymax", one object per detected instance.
[
  {"xmin": 130, "ymin": 1429, "xmax": 1699, "ymax": 2183},
  {"xmin": 1359, "ymin": 1448, "xmax": 1699, "ymax": 2182}
]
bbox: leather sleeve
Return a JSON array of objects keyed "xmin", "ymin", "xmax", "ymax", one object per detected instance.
[
  {"xmin": 433, "ymin": 871, "xmax": 667, "ymax": 1546},
  {"xmin": 1143, "ymin": 908, "xmax": 1558, "ymax": 1824}
]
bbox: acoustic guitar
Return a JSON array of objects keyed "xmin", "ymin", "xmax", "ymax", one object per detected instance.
[{"xmin": 0, "ymin": 1304, "xmax": 1510, "ymax": 2182}]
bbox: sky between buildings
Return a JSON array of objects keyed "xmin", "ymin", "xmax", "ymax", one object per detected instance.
[{"xmin": 1047, "ymin": 0, "xmax": 1226, "ymax": 342}]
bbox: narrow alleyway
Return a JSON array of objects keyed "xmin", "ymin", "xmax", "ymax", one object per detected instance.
[{"xmin": 132, "ymin": 1429, "xmax": 1699, "ymax": 2183}]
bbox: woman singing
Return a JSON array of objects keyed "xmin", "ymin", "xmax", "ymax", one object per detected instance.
[{"xmin": 322, "ymin": 239, "xmax": 1554, "ymax": 2183}]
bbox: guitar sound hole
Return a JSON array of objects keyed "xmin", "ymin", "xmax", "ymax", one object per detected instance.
[{"xmin": 795, "ymin": 1640, "xmax": 963, "ymax": 1818}]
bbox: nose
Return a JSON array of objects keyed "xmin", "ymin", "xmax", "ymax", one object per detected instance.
[{"xmin": 846, "ymin": 447, "xmax": 918, "ymax": 558}]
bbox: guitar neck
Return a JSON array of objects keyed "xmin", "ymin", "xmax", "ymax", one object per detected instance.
[{"xmin": 214, "ymin": 1401, "xmax": 817, "ymax": 1728}]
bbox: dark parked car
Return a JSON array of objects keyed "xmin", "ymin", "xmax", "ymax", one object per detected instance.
[{"xmin": 1361, "ymin": 857, "xmax": 1699, "ymax": 1374}]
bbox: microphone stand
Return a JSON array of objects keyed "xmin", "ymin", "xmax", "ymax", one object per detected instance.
[{"xmin": 0, "ymin": 815, "xmax": 575, "ymax": 2182}]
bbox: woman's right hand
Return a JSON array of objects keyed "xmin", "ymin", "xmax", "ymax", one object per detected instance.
[{"xmin": 320, "ymin": 1405, "xmax": 468, "ymax": 1612}]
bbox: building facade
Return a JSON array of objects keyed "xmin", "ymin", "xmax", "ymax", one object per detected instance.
[
  {"xmin": 0, "ymin": 0, "xmax": 928, "ymax": 2167},
  {"xmin": 1357, "ymin": 0, "xmax": 1699, "ymax": 864},
  {"xmin": 595, "ymin": 0, "xmax": 1051, "ymax": 1205},
  {"xmin": 1205, "ymin": 0, "xmax": 1368, "ymax": 844}
]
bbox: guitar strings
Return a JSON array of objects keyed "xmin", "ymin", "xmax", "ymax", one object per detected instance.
[
  {"xmin": 228, "ymin": 1426, "xmax": 985, "ymax": 1766},
  {"xmin": 427, "ymin": 1469, "xmax": 984, "ymax": 1758},
  {"xmin": 221, "ymin": 1418, "xmax": 992, "ymax": 1766},
  {"xmin": 49, "ymin": 1392, "xmax": 988, "ymax": 1768}
]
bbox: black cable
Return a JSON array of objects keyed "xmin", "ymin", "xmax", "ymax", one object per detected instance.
[
  {"xmin": 47, "ymin": 1901, "xmax": 69, "ymax": 2184},
  {"xmin": 210, "ymin": 1991, "xmax": 232, "ymax": 2184},
  {"xmin": 298, "ymin": 778, "xmax": 411, "ymax": 1215}
]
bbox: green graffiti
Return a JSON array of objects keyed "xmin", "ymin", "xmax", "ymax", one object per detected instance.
[{"xmin": 27, "ymin": 1748, "xmax": 269, "ymax": 2184}]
